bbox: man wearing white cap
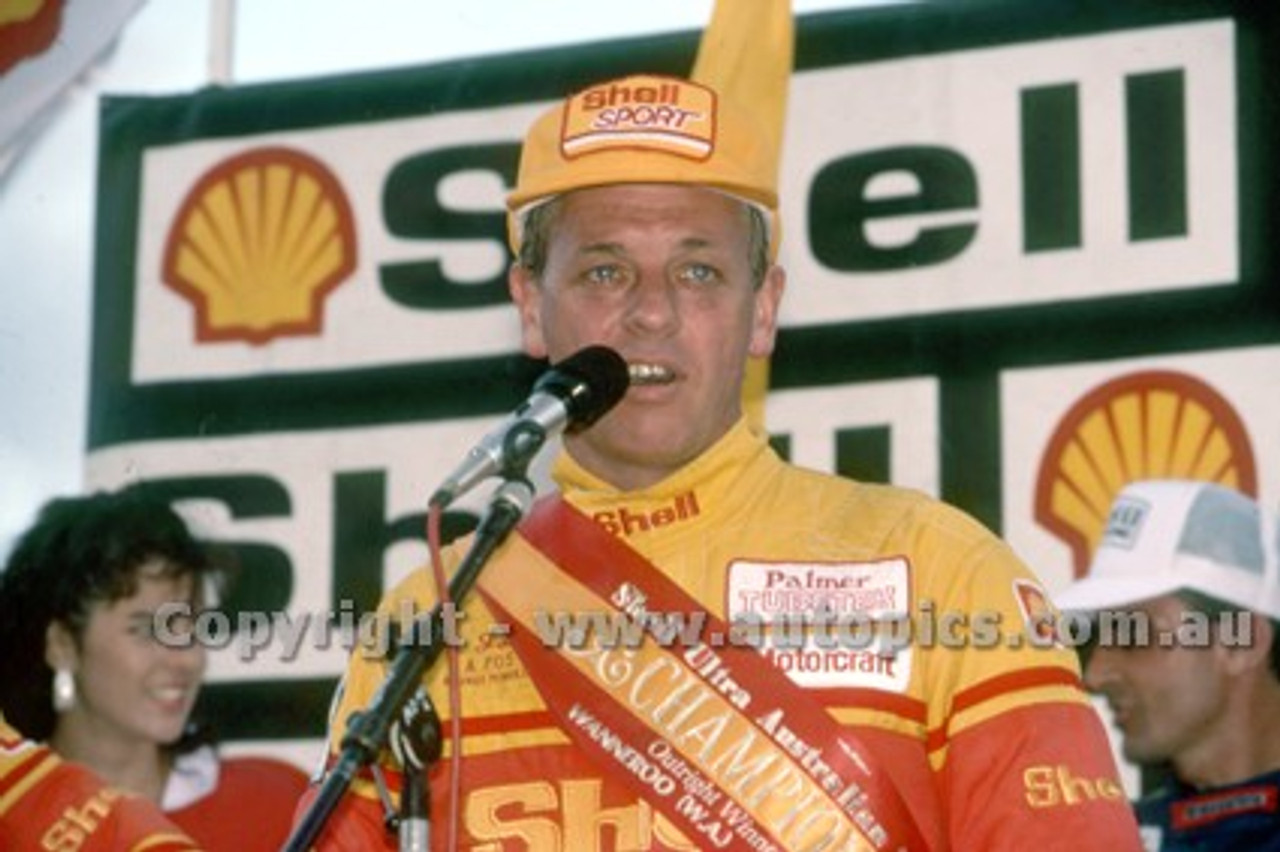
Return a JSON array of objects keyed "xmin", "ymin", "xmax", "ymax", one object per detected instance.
[{"xmin": 1056, "ymin": 479, "xmax": 1280, "ymax": 851}]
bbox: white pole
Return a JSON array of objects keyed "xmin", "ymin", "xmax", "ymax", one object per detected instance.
[{"xmin": 208, "ymin": 0, "xmax": 236, "ymax": 85}]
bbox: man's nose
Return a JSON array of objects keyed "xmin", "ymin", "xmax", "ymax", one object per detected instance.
[
  {"xmin": 1082, "ymin": 643, "xmax": 1120, "ymax": 693},
  {"xmin": 623, "ymin": 276, "xmax": 680, "ymax": 336}
]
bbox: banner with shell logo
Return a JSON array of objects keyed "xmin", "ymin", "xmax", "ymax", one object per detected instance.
[
  {"xmin": 1033, "ymin": 370, "xmax": 1257, "ymax": 579},
  {"xmin": 160, "ymin": 147, "xmax": 359, "ymax": 345},
  {"xmin": 89, "ymin": 0, "xmax": 1280, "ymax": 789}
]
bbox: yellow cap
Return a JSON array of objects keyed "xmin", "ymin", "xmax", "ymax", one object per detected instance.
[{"xmin": 506, "ymin": 73, "xmax": 779, "ymax": 254}]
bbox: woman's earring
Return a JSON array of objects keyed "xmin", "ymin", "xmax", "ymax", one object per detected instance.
[{"xmin": 52, "ymin": 668, "xmax": 75, "ymax": 712}]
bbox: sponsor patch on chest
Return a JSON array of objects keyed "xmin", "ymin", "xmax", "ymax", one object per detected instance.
[{"xmin": 726, "ymin": 559, "xmax": 913, "ymax": 692}]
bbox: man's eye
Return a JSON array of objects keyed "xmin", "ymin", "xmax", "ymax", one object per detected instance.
[
  {"xmin": 679, "ymin": 263, "xmax": 720, "ymax": 286},
  {"xmin": 584, "ymin": 265, "xmax": 624, "ymax": 286}
]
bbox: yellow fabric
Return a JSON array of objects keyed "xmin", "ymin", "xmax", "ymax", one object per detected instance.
[
  {"xmin": 341, "ymin": 419, "xmax": 1090, "ymax": 740},
  {"xmin": 506, "ymin": 73, "xmax": 778, "ymax": 253},
  {"xmin": 690, "ymin": 0, "xmax": 792, "ymax": 250},
  {"xmin": 692, "ymin": 0, "xmax": 792, "ymax": 434},
  {"xmin": 0, "ymin": 715, "xmax": 54, "ymax": 817},
  {"xmin": 547, "ymin": 419, "xmax": 1086, "ymax": 730},
  {"xmin": 506, "ymin": 2, "xmax": 794, "ymax": 256},
  {"xmin": 317, "ymin": 422, "xmax": 1141, "ymax": 844}
]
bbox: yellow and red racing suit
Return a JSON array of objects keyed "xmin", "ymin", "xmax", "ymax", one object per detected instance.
[{"xmin": 302, "ymin": 418, "xmax": 1141, "ymax": 850}]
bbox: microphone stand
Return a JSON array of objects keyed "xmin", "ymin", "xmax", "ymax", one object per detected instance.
[
  {"xmin": 390, "ymin": 687, "xmax": 442, "ymax": 851},
  {"xmin": 284, "ymin": 424, "xmax": 544, "ymax": 852}
]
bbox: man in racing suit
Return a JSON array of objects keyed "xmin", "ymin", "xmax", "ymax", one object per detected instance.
[{"xmin": 295, "ymin": 9, "xmax": 1142, "ymax": 851}]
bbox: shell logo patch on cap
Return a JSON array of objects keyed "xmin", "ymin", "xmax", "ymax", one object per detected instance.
[{"xmin": 560, "ymin": 74, "xmax": 717, "ymax": 162}]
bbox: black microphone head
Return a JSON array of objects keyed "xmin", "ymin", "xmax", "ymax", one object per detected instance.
[{"xmin": 534, "ymin": 345, "xmax": 629, "ymax": 432}]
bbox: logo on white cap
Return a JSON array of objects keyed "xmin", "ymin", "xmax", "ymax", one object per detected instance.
[{"xmin": 1100, "ymin": 495, "xmax": 1151, "ymax": 551}]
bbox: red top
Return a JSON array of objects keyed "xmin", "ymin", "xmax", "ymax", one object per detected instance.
[{"xmin": 168, "ymin": 754, "xmax": 310, "ymax": 851}]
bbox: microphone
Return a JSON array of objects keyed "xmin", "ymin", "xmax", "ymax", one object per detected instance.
[{"xmin": 428, "ymin": 346, "xmax": 629, "ymax": 509}]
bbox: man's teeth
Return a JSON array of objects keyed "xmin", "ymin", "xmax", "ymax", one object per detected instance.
[{"xmin": 628, "ymin": 363, "xmax": 675, "ymax": 385}]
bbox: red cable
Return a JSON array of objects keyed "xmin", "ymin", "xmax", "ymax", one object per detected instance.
[{"xmin": 425, "ymin": 503, "xmax": 462, "ymax": 851}]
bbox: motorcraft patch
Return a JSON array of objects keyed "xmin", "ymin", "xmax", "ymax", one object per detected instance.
[{"xmin": 727, "ymin": 559, "xmax": 913, "ymax": 691}]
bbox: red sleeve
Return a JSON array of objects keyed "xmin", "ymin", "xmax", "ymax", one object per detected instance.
[{"xmin": 941, "ymin": 702, "xmax": 1143, "ymax": 850}]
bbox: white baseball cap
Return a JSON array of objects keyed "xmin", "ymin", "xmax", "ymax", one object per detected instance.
[{"xmin": 1054, "ymin": 479, "xmax": 1280, "ymax": 620}]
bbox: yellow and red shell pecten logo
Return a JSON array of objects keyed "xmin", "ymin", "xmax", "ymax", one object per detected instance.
[
  {"xmin": 1034, "ymin": 370, "xmax": 1257, "ymax": 578},
  {"xmin": 1013, "ymin": 579, "xmax": 1062, "ymax": 647},
  {"xmin": 161, "ymin": 147, "xmax": 358, "ymax": 346}
]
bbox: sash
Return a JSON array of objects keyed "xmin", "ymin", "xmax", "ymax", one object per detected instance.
[{"xmin": 476, "ymin": 496, "xmax": 928, "ymax": 852}]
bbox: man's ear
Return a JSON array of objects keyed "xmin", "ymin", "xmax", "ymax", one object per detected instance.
[
  {"xmin": 45, "ymin": 621, "xmax": 79, "ymax": 671},
  {"xmin": 509, "ymin": 262, "xmax": 548, "ymax": 360},
  {"xmin": 1222, "ymin": 613, "xmax": 1275, "ymax": 677},
  {"xmin": 748, "ymin": 264, "xmax": 786, "ymax": 359}
]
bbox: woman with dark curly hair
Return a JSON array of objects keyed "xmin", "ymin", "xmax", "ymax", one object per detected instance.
[{"xmin": 0, "ymin": 483, "xmax": 307, "ymax": 851}]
